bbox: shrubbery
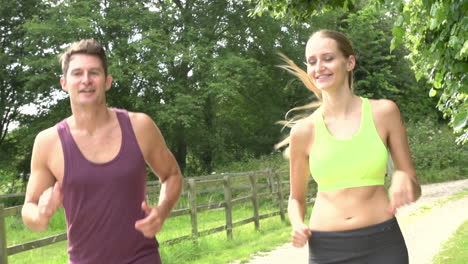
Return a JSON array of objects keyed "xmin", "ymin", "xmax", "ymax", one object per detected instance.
[{"xmin": 406, "ymin": 118, "xmax": 467, "ymax": 183}]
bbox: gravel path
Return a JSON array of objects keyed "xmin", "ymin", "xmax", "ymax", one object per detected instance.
[{"xmin": 232, "ymin": 179, "xmax": 468, "ymax": 264}]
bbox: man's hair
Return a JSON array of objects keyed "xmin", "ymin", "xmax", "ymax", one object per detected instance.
[{"xmin": 59, "ymin": 39, "xmax": 108, "ymax": 76}]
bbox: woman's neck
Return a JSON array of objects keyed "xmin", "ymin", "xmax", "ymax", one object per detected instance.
[{"xmin": 321, "ymin": 90, "xmax": 360, "ymax": 120}]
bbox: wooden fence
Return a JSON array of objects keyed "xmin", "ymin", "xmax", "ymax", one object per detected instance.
[{"xmin": 0, "ymin": 170, "xmax": 316, "ymax": 264}]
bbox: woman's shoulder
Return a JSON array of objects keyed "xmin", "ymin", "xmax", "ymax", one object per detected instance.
[
  {"xmin": 368, "ymin": 98, "xmax": 401, "ymax": 116},
  {"xmin": 290, "ymin": 111, "xmax": 318, "ymax": 141},
  {"xmin": 367, "ymin": 98, "xmax": 404, "ymax": 132}
]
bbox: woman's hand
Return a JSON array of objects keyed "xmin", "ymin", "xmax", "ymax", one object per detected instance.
[
  {"xmin": 291, "ymin": 223, "xmax": 312, "ymax": 248},
  {"xmin": 388, "ymin": 170, "xmax": 421, "ymax": 214}
]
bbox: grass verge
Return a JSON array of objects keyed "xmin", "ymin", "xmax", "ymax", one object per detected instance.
[
  {"xmin": 409, "ymin": 189, "xmax": 468, "ymax": 218},
  {"xmin": 432, "ymin": 220, "xmax": 468, "ymax": 264},
  {"xmin": 5, "ymin": 204, "xmax": 291, "ymax": 264}
]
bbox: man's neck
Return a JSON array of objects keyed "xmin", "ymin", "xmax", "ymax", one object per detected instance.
[{"xmin": 69, "ymin": 104, "xmax": 113, "ymax": 135}]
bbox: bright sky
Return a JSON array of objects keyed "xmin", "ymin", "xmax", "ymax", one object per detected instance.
[{"xmin": 8, "ymin": 89, "xmax": 68, "ymax": 132}]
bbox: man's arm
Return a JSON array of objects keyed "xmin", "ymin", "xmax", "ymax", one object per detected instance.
[
  {"xmin": 131, "ymin": 113, "xmax": 183, "ymax": 238},
  {"xmin": 22, "ymin": 129, "xmax": 62, "ymax": 232}
]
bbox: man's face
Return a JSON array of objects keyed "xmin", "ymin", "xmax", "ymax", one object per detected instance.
[{"xmin": 60, "ymin": 54, "xmax": 112, "ymax": 107}]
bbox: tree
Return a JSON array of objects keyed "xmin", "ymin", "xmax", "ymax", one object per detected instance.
[
  {"xmin": 250, "ymin": 0, "xmax": 357, "ymax": 20},
  {"xmin": 255, "ymin": 4, "xmax": 428, "ymax": 118},
  {"xmin": 0, "ymin": 0, "xmax": 49, "ymax": 150},
  {"xmin": 250, "ymin": 0, "xmax": 467, "ymax": 143},
  {"xmin": 391, "ymin": 0, "xmax": 467, "ymax": 144},
  {"xmin": 6, "ymin": 0, "xmax": 439, "ymax": 181},
  {"xmin": 9, "ymin": 0, "xmax": 311, "ymax": 176}
]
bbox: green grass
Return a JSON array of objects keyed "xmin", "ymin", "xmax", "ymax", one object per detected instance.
[
  {"xmin": 8, "ymin": 241, "xmax": 68, "ymax": 264},
  {"xmin": 4, "ymin": 155, "xmax": 294, "ymax": 264},
  {"xmin": 6, "ymin": 208, "xmax": 66, "ymax": 245},
  {"xmin": 6, "ymin": 209, "xmax": 69, "ymax": 264},
  {"xmin": 5, "ymin": 148, "xmax": 465, "ymax": 263},
  {"xmin": 159, "ymin": 217, "xmax": 290, "ymax": 264},
  {"xmin": 5, "ymin": 201, "xmax": 291, "ymax": 264},
  {"xmin": 432, "ymin": 220, "xmax": 468, "ymax": 264}
]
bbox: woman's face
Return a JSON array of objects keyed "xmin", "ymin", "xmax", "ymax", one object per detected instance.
[{"xmin": 305, "ymin": 36, "xmax": 355, "ymax": 92}]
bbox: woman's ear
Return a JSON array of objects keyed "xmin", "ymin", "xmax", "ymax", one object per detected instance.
[{"xmin": 347, "ymin": 55, "xmax": 356, "ymax": 72}]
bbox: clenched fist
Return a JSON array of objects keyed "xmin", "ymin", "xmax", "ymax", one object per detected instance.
[{"xmin": 37, "ymin": 182, "xmax": 63, "ymax": 224}]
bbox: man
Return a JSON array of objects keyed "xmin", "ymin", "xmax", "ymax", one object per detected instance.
[{"xmin": 21, "ymin": 39, "xmax": 183, "ymax": 264}]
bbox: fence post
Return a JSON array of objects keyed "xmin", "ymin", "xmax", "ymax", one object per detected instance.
[
  {"xmin": 188, "ymin": 179, "xmax": 198, "ymax": 240},
  {"xmin": 267, "ymin": 176, "xmax": 275, "ymax": 193},
  {"xmin": 0, "ymin": 204, "xmax": 8, "ymax": 264},
  {"xmin": 275, "ymin": 171, "xmax": 286, "ymax": 222},
  {"xmin": 223, "ymin": 175, "xmax": 233, "ymax": 240},
  {"xmin": 249, "ymin": 174, "xmax": 260, "ymax": 230}
]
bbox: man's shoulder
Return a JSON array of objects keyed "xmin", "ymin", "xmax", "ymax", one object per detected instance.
[
  {"xmin": 127, "ymin": 111, "xmax": 155, "ymax": 126},
  {"xmin": 35, "ymin": 126, "xmax": 60, "ymax": 145}
]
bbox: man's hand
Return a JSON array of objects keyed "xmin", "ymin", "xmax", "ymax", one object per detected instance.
[
  {"xmin": 37, "ymin": 182, "xmax": 63, "ymax": 225},
  {"xmin": 135, "ymin": 201, "xmax": 164, "ymax": 238}
]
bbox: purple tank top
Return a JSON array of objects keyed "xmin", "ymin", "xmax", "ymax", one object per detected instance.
[{"xmin": 57, "ymin": 109, "xmax": 161, "ymax": 264}]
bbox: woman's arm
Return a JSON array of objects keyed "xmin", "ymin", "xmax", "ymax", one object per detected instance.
[
  {"xmin": 288, "ymin": 119, "xmax": 314, "ymax": 247},
  {"xmin": 378, "ymin": 100, "xmax": 421, "ymax": 214}
]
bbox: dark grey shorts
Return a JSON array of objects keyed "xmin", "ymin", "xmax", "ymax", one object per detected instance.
[{"xmin": 308, "ymin": 217, "xmax": 408, "ymax": 264}]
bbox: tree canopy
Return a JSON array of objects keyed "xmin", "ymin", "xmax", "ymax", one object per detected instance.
[
  {"xmin": 250, "ymin": 0, "xmax": 467, "ymax": 143},
  {"xmin": 0, "ymin": 0, "xmax": 447, "ymax": 184}
]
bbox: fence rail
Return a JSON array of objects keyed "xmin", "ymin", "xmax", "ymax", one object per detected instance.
[
  {"xmin": 0, "ymin": 194, "xmax": 25, "ymax": 201},
  {"xmin": 0, "ymin": 169, "xmax": 316, "ymax": 264}
]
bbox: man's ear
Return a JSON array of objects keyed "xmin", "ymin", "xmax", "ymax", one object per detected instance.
[
  {"xmin": 60, "ymin": 77, "xmax": 68, "ymax": 92},
  {"xmin": 105, "ymin": 75, "xmax": 113, "ymax": 92}
]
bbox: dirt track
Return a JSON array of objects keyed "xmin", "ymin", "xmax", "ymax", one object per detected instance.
[{"xmin": 231, "ymin": 179, "xmax": 468, "ymax": 264}]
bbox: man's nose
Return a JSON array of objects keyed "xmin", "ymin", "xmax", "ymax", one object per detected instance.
[{"xmin": 81, "ymin": 72, "xmax": 91, "ymax": 84}]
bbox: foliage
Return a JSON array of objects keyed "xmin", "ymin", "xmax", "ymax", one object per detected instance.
[
  {"xmin": 0, "ymin": 0, "xmax": 54, "ymax": 153},
  {"xmin": 406, "ymin": 118, "xmax": 467, "ymax": 183},
  {"xmin": 213, "ymin": 152, "xmax": 288, "ymax": 174},
  {"xmin": 341, "ymin": 4, "xmax": 442, "ymax": 122},
  {"xmin": 391, "ymin": 0, "xmax": 468, "ymax": 144},
  {"xmin": 339, "ymin": 4, "xmax": 417, "ymax": 101},
  {"xmin": 10, "ymin": 0, "xmax": 311, "ymax": 176},
  {"xmin": 249, "ymin": 0, "xmax": 357, "ymax": 20},
  {"xmin": 1, "ymin": 0, "xmax": 459, "ymax": 182},
  {"xmin": 0, "ymin": 170, "xmax": 25, "ymax": 203},
  {"xmin": 273, "ymin": 4, "xmax": 437, "ymax": 126},
  {"xmin": 250, "ymin": 0, "xmax": 468, "ymax": 144}
]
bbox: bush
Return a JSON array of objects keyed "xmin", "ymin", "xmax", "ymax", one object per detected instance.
[
  {"xmin": 406, "ymin": 118, "xmax": 467, "ymax": 183},
  {"xmin": 0, "ymin": 170, "xmax": 26, "ymax": 207},
  {"xmin": 213, "ymin": 152, "xmax": 288, "ymax": 174}
]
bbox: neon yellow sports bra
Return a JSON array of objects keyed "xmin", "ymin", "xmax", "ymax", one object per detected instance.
[{"xmin": 309, "ymin": 97, "xmax": 388, "ymax": 192}]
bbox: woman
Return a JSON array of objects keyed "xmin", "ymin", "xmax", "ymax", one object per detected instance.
[{"xmin": 280, "ymin": 30, "xmax": 421, "ymax": 263}]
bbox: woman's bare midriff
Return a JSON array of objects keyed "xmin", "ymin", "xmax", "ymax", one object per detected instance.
[{"xmin": 309, "ymin": 185, "xmax": 394, "ymax": 231}]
